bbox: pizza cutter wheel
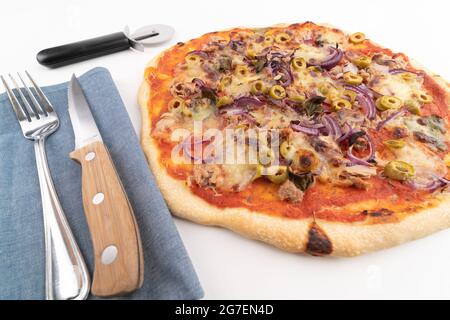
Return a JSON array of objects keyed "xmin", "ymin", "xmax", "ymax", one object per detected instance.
[{"xmin": 36, "ymin": 24, "xmax": 175, "ymax": 68}]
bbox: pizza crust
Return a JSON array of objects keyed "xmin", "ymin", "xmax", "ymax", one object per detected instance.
[{"xmin": 138, "ymin": 23, "xmax": 450, "ymax": 257}]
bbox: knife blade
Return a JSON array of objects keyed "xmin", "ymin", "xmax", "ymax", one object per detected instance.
[
  {"xmin": 68, "ymin": 75, "xmax": 144, "ymax": 297},
  {"xmin": 68, "ymin": 75, "xmax": 102, "ymax": 149}
]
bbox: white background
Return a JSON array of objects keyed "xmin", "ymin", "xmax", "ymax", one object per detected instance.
[{"xmin": 1, "ymin": 0, "xmax": 450, "ymax": 299}]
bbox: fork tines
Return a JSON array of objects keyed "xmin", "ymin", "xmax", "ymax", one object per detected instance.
[{"xmin": 1, "ymin": 71, "xmax": 54, "ymax": 122}]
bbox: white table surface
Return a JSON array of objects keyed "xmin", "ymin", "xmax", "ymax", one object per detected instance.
[{"xmin": 1, "ymin": 0, "xmax": 450, "ymax": 299}]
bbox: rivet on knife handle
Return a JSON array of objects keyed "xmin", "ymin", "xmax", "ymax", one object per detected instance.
[{"xmin": 70, "ymin": 141, "xmax": 143, "ymax": 297}]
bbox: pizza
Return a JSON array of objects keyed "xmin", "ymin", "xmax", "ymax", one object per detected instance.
[{"xmin": 138, "ymin": 22, "xmax": 450, "ymax": 256}]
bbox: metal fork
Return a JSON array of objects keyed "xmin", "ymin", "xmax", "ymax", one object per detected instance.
[{"xmin": 1, "ymin": 72, "xmax": 90, "ymax": 300}]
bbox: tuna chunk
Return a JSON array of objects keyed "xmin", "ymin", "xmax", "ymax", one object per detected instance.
[
  {"xmin": 278, "ymin": 180, "xmax": 304, "ymax": 203},
  {"xmin": 192, "ymin": 164, "xmax": 224, "ymax": 188}
]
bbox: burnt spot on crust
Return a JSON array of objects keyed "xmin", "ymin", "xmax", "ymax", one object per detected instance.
[
  {"xmin": 362, "ymin": 208, "xmax": 400, "ymax": 224},
  {"xmin": 362, "ymin": 208, "xmax": 394, "ymax": 217},
  {"xmin": 306, "ymin": 222, "xmax": 333, "ymax": 256},
  {"xmin": 176, "ymin": 42, "xmax": 185, "ymax": 47}
]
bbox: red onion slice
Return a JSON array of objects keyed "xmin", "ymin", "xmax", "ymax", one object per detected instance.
[
  {"xmin": 389, "ymin": 69, "xmax": 423, "ymax": 76},
  {"xmin": 345, "ymin": 85, "xmax": 376, "ymax": 120},
  {"xmin": 181, "ymin": 135, "xmax": 210, "ymax": 146},
  {"xmin": 192, "ymin": 78, "xmax": 206, "ymax": 88},
  {"xmin": 437, "ymin": 176, "xmax": 450, "ymax": 185},
  {"xmin": 293, "ymin": 121, "xmax": 325, "ymax": 129},
  {"xmin": 241, "ymin": 113, "xmax": 257, "ymax": 125},
  {"xmin": 336, "ymin": 123, "xmax": 353, "ymax": 143},
  {"xmin": 278, "ymin": 67, "xmax": 294, "ymax": 87},
  {"xmin": 407, "ymin": 179, "xmax": 447, "ymax": 192},
  {"xmin": 347, "ymin": 147, "xmax": 371, "ymax": 165},
  {"xmin": 219, "ymin": 107, "xmax": 246, "ymax": 116},
  {"xmin": 424, "ymin": 180, "xmax": 447, "ymax": 191},
  {"xmin": 187, "ymin": 50, "xmax": 209, "ymax": 59},
  {"xmin": 321, "ymin": 116, "xmax": 332, "ymax": 136},
  {"xmin": 347, "ymin": 148, "xmax": 373, "ymax": 166},
  {"xmin": 376, "ymin": 109, "xmax": 405, "ymax": 131},
  {"xmin": 268, "ymin": 59, "xmax": 282, "ymax": 73},
  {"xmin": 234, "ymin": 96, "xmax": 265, "ymax": 108},
  {"xmin": 308, "ymin": 47, "xmax": 344, "ymax": 70},
  {"xmin": 321, "ymin": 114, "xmax": 342, "ymax": 137},
  {"xmin": 219, "ymin": 96, "xmax": 264, "ymax": 115},
  {"xmin": 345, "ymin": 84, "xmax": 373, "ymax": 97},
  {"xmin": 291, "ymin": 123, "xmax": 320, "ymax": 135},
  {"xmin": 182, "ymin": 144, "xmax": 201, "ymax": 162},
  {"xmin": 181, "ymin": 136, "xmax": 207, "ymax": 162},
  {"xmin": 365, "ymin": 134, "xmax": 376, "ymax": 161},
  {"xmin": 268, "ymin": 55, "xmax": 293, "ymax": 87},
  {"xmin": 346, "ymin": 133, "xmax": 375, "ymax": 165}
]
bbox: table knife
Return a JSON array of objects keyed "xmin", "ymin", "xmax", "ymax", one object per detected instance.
[{"xmin": 68, "ymin": 75, "xmax": 144, "ymax": 297}]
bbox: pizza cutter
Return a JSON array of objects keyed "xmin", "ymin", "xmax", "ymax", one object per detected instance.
[{"xmin": 36, "ymin": 24, "xmax": 175, "ymax": 68}]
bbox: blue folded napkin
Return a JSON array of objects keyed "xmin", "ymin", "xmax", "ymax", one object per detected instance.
[{"xmin": 0, "ymin": 67, "xmax": 203, "ymax": 300}]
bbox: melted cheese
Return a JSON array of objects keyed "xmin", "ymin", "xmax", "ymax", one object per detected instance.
[
  {"xmin": 404, "ymin": 115, "xmax": 443, "ymax": 141},
  {"xmin": 293, "ymin": 69, "xmax": 329, "ymax": 94},
  {"xmin": 293, "ymin": 44, "xmax": 329, "ymax": 62},
  {"xmin": 319, "ymin": 31, "xmax": 346, "ymax": 46},
  {"xmin": 384, "ymin": 112, "xmax": 406, "ymax": 129},
  {"xmin": 224, "ymin": 76, "xmax": 259, "ymax": 98},
  {"xmin": 182, "ymin": 62, "xmax": 207, "ymax": 81},
  {"xmin": 394, "ymin": 143, "xmax": 447, "ymax": 179},
  {"xmin": 252, "ymin": 108, "xmax": 292, "ymax": 129},
  {"xmin": 221, "ymin": 164, "xmax": 256, "ymax": 191},
  {"xmin": 372, "ymin": 74, "xmax": 423, "ymax": 102},
  {"xmin": 290, "ymin": 132, "xmax": 312, "ymax": 150}
]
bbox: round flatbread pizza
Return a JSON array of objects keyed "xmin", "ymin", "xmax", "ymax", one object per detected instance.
[{"xmin": 138, "ymin": 22, "xmax": 450, "ymax": 256}]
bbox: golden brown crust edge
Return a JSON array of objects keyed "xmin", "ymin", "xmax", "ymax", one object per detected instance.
[{"xmin": 138, "ymin": 23, "xmax": 450, "ymax": 257}]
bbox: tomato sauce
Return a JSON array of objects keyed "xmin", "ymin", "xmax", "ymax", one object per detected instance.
[{"xmin": 189, "ymin": 174, "xmax": 430, "ymax": 223}]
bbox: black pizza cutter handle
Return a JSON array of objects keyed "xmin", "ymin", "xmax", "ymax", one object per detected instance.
[
  {"xmin": 36, "ymin": 25, "xmax": 175, "ymax": 68},
  {"xmin": 36, "ymin": 32, "xmax": 135, "ymax": 68}
]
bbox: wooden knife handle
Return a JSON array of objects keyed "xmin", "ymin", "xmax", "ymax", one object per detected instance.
[{"xmin": 70, "ymin": 141, "xmax": 143, "ymax": 297}]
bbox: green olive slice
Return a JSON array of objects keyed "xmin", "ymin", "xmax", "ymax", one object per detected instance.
[
  {"xmin": 349, "ymin": 32, "xmax": 366, "ymax": 44},
  {"xmin": 235, "ymin": 65, "xmax": 249, "ymax": 78},
  {"xmin": 376, "ymin": 96, "xmax": 402, "ymax": 111},
  {"xmin": 291, "ymin": 57, "xmax": 307, "ymax": 70},
  {"xmin": 353, "ymin": 56, "xmax": 372, "ymax": 69},
  {"xmin": 416, "ymin": 91, "xmax": 433, "ymax": 104},
  {"xmin": 280, "ymin": 141, "xmax": 296, "ymax": 160},
  {"xmin": 216, "ymin": 96, "xmax": 233, "ymax": 108},
  {"xmin": 269, "ymin": 85, "xmax": 287, "ymax": 100},
  {"xmin": 251, "ymin": 80, "xmax": 266, "ymax": 94},
  {"xmin": 405, "ymin": 99, "xmax": 421, "ymax": 115},
  {"xmin": 219, "ymin": 76, "xmax": 232, "ymax": 91},
  {"xmin": 342, "ymin": 90, "xmax": 357, "ymax": 103},
  {"xmin": 400, "ymin": 73, "xmax": 416, "ymax": 81},
  {"xmin": 383, "ymin": 139, "xmax": 405, "ymax": 149},
  {"xmin": 267, "ymin": 166, "xmax": 289, "ymax": 184},
  {"xmin": 275, "ymin": 32, "xmax": 291, "ymax": 44},
  {"xmin": 168, "ymin": 97, "xmax": 185, "ymax": 112},
  {"xmin": 384, "ymin": 160, "xmax": 415, "ymax": 181},
  {"xmin": 332, "ymin": 99, "xmax": 352, "ymax": 111},
  {"xmin": 263, "ymin": 35, "xmax": 274, "ymax": 45},
  {"xmin": 185, "ymin": 53, "xmax": 202, "ymax": 64},
  {"xmin": 343, "ymin": 72, "xmax": 363, "ymax": 85}
]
